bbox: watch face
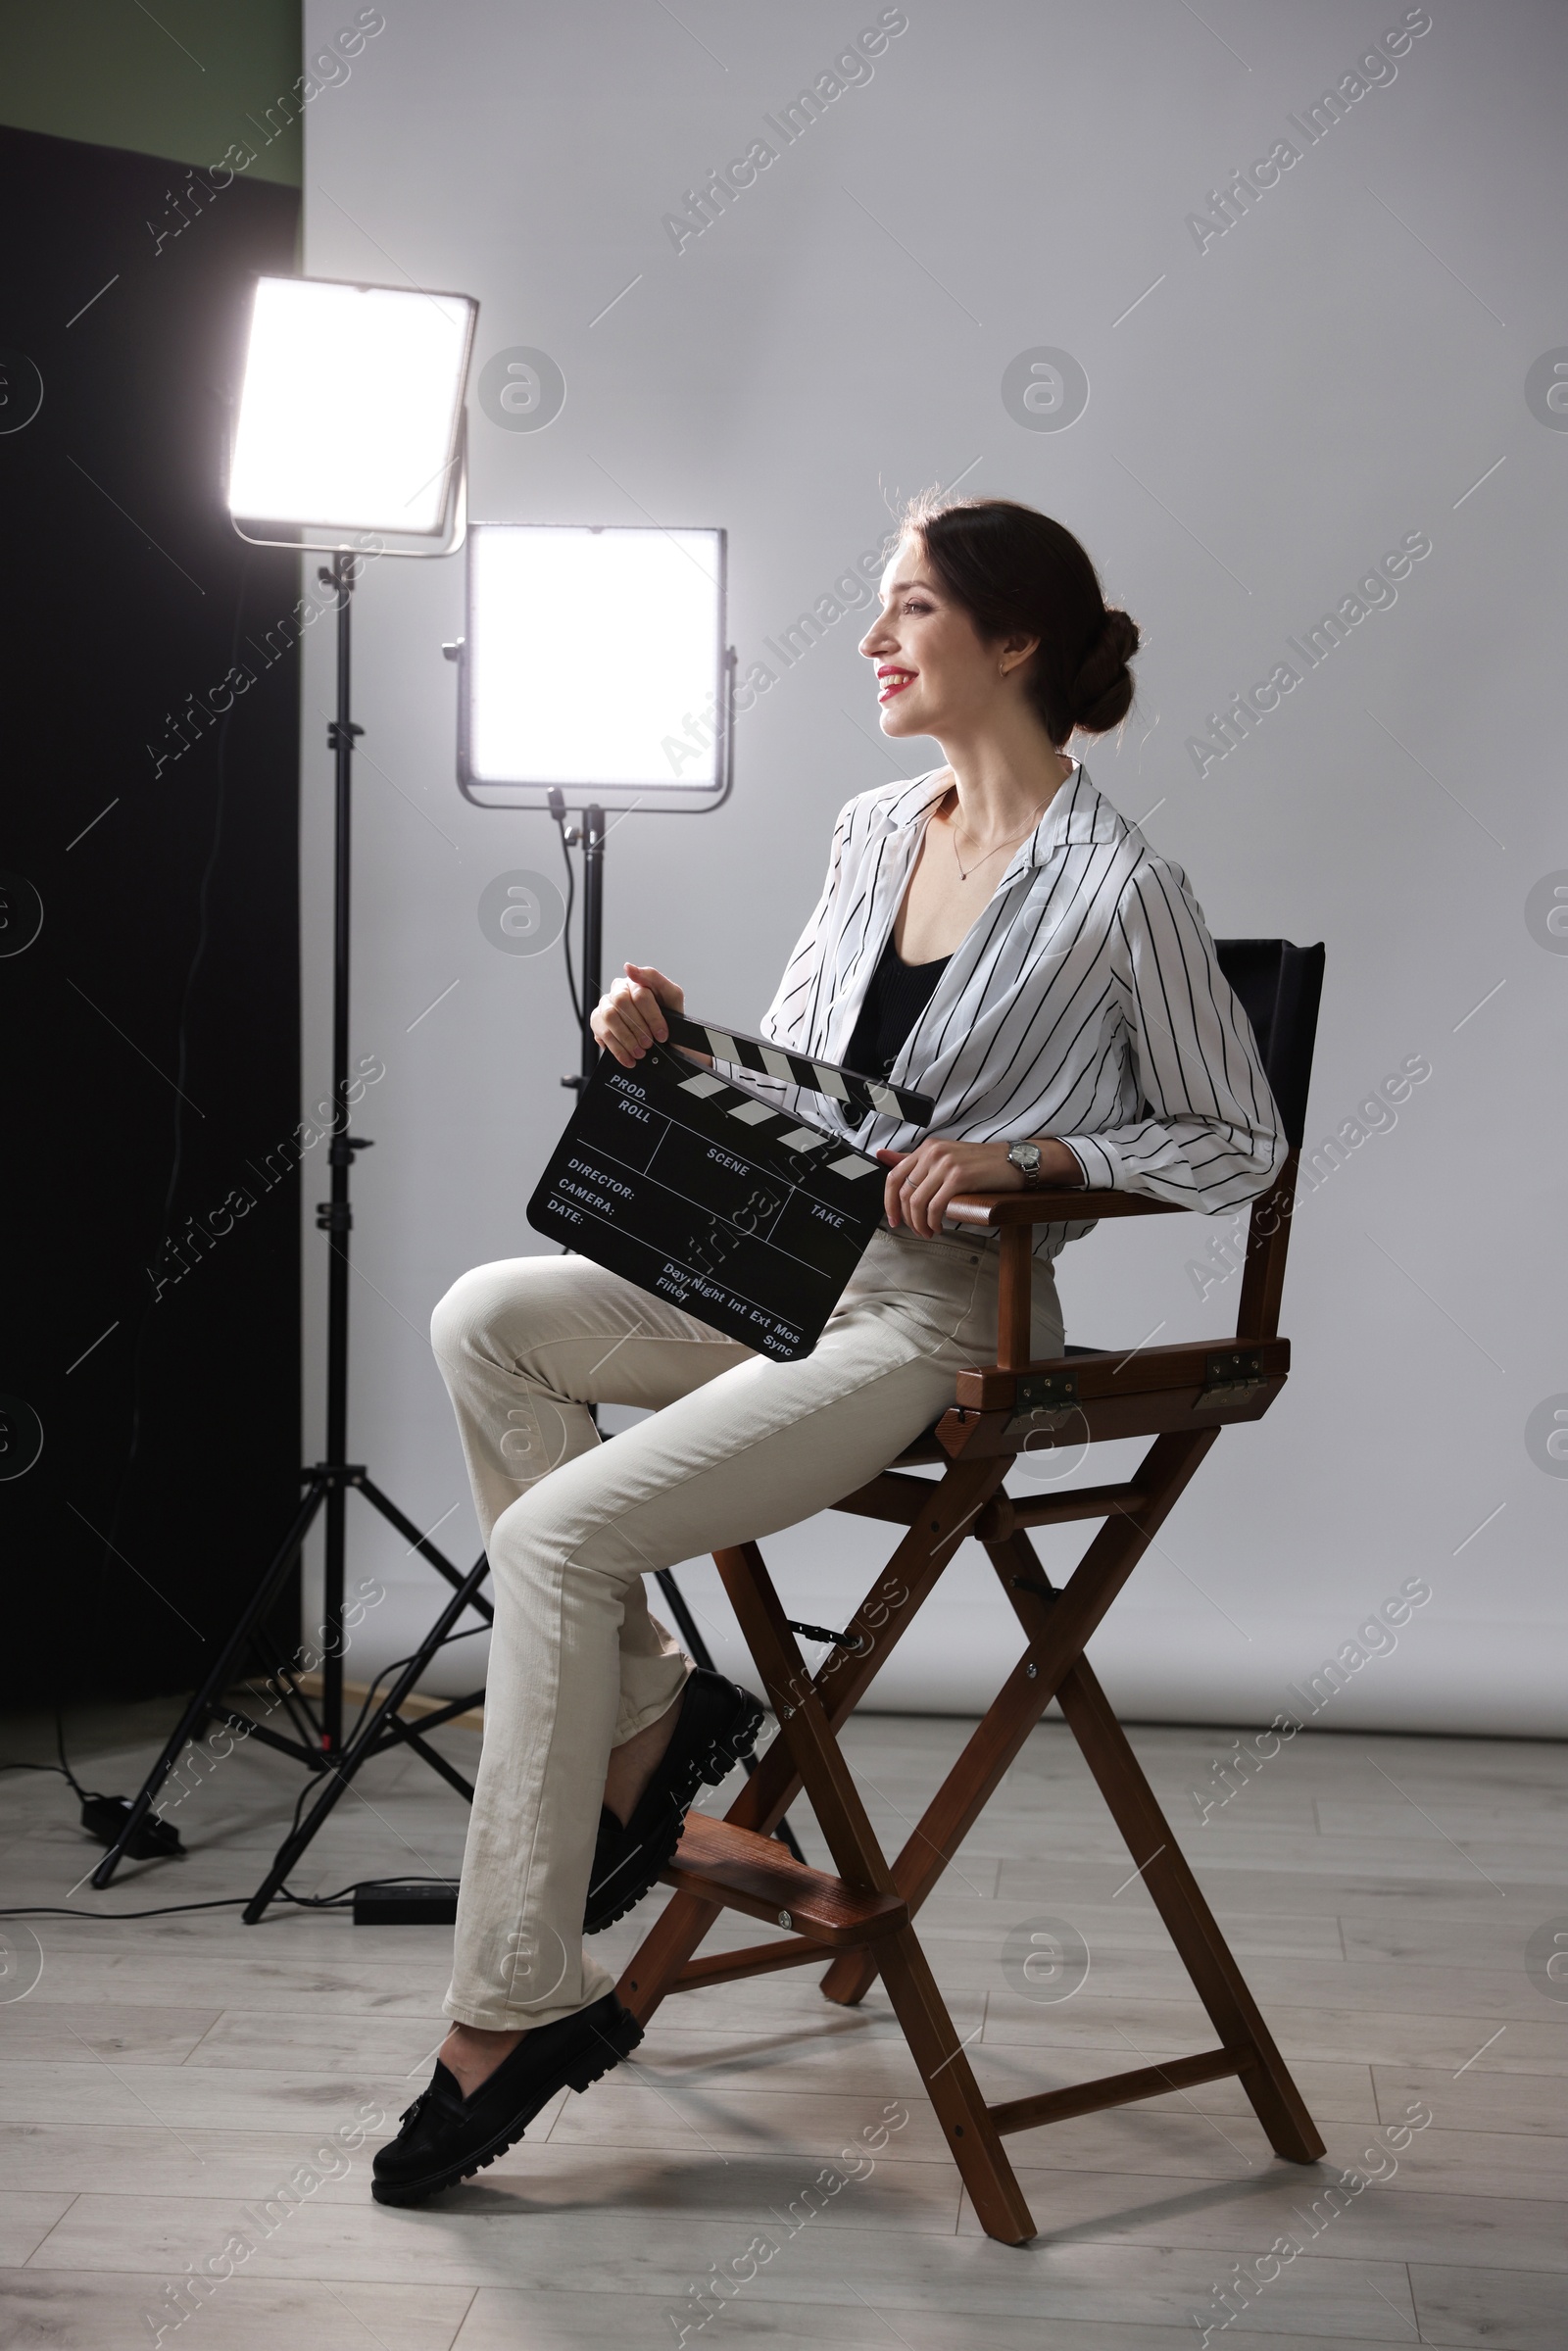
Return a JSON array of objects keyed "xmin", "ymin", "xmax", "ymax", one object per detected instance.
[{"xmin": 1010, "ymin": 1144, "xmax": 1042, "ymax": 1176}]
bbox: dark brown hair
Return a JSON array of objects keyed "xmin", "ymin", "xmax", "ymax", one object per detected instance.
[{"xmin": 900, "ymin": 493, "xmax": 1140, "ymax": 744}]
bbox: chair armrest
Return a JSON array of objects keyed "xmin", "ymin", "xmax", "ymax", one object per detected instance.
[
  {"xmin": 945, "ymin": 1188, "xmax": 1186, "ymax": 1228},
  {"xmin": 949, "ymin": 1187, "xmax": 1185, "ymax": 1368}
]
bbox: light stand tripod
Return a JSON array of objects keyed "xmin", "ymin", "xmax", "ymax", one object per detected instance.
[{"xmin": 93, "ymin": 554, "xmax": 493, "ymax": 1906}]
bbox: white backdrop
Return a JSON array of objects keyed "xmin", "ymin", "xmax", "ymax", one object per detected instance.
[{"xmin": 297, "ymin": 0, "xmax": 1567, "ymax": 1737}]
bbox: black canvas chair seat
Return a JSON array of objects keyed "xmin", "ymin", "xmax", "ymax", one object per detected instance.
[{"xmin": 617, "ymin": 940, "xmax": 1327, "ymax": 2244}]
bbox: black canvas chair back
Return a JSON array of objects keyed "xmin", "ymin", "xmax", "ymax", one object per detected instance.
[
  {"xmin": 617, "ymin": 939, "xmax": 1329, "ymax": 2244},
  {"xmin": 1216, "ymin": 937, "xmax": 1325, "ymax": 1151}
]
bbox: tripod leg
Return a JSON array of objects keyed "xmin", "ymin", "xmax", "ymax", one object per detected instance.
[
  {"xmin": 242, "ymin": 1532, "xmax": 495, "ymax": 1921},
  {"xmin": 240, "ymin": 1737, "xmax": 364, "ymax": 1924},
  {"xmin": 90, "ymin": 1482, "xmax": 327, "ymax": 1888},
  {"xmin": 359, "ymin": 1478, "xmax": 494, "ymax": 1622}
]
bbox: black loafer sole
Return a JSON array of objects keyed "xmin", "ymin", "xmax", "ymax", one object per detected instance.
[
  {"xmin": 585, "ymin": 1672, "xmax": 764, "ymax": 1935},
  {"xmin": 370, "ymin": 1994, "xmax": 643, "ymax": 2206}
]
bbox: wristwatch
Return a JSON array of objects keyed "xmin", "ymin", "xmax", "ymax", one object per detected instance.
[{"xmin": 1006, "ymin": 1141, "xmax": 1044, "ymax": 1188}]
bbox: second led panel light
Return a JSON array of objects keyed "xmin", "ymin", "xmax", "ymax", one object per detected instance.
[{"xmin": 460, "ymin": 523, "xmax": 729, "ymax": 809}]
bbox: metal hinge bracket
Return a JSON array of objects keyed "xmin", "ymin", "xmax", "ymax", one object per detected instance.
[
  {"xmin": 1201, "ymin": 1348, "xmax": 1265, "ymax": 1406},
  {"xmin": 1004, "ymin": 1369, "xmax": 1080, "ymax": 1441}
]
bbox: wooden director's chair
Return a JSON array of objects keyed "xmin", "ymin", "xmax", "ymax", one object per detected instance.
[{"xmin": 616, "ymin": 939, "xmax": 1327, "ymax": 2243}]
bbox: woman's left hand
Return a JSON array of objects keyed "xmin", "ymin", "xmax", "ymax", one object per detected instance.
[{"xmin": 875, "ymin": 1138, "xmax": 1082, "ymax": 1238}]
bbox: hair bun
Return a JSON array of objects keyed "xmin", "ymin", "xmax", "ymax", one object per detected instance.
[{"xmin": 1069, "ymin": 607, "xmax": 1141, "ymax": 736}]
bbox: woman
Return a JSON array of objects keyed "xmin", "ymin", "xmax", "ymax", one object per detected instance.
[{"xmin": 372, "ymin": 496, "xmax": 1285, "ymax": 2204}]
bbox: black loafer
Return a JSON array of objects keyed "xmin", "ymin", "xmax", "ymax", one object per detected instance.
[
  {"xmin": 585, "ymin": 1668, "xmax": 764, "ymax": 1934},
  {"xmin": 370, "ymin": 1990, "xmax": 643, "ymax": 2205}
]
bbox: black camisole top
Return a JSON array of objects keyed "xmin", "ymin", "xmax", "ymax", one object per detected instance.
[{"xmin": 844, "ymin": 933, "xmax": 951, "ymax": 1080}]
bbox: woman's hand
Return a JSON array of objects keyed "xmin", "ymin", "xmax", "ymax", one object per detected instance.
[
  {"xmin": 876, "ymin": 1136, "xmax": 1084, "ymax": 1238},
  {"xmin": 590, "ymin": 962, "xmax": 685, "ymax": 1067}
]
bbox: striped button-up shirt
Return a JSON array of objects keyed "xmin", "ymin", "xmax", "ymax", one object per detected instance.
[{"xmin": 757, "ymin": 762, "xmax": 1286, "ymax": 1254}]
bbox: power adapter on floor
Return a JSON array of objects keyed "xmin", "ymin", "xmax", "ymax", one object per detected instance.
[
  {"xmin": 79, "ymin": 1793, "xmax": 184, "ymax": 1861},
  {"xmin": 353, "ymin": 1881, "xmax": 460, "ymax": 1925}
]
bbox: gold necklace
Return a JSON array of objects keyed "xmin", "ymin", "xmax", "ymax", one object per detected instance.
[{"xmin": 949, "ymin": 810, "xmax": 1039, "ymax": 883}]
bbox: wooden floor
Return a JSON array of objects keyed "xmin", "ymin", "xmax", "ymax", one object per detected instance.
[{"xmin": 0, "ymin": 1696, "xmax": 1562, "ymax": 2349}]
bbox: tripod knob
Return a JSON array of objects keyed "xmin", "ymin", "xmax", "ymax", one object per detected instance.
[{"xmin": 327, "ymin": 1135, "xmax": 375, "ymax": 1167}]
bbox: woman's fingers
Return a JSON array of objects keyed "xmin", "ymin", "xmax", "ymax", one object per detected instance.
[
  {"xmin": 591, "ymin": 972, "xmax": 671, "ymax": 1065},
  {"xmin": 887, "ymin": 1145, "xmax": 939, "ymax": 1237},
  {"xmin": 622, "ymin": 981, "xmax": 667, "ymax": 1045},
  {"xmin": 882, "ymin": 1139, "xmax": 1025, "ymax": 1235},
  {"xmin": 900, "ymin": 1143, "xmax": 972, "ymax": 1235},
  {"xmin": 623, "ymin": 962, "xmax": 684, "ymax": 1017},
  {"xmin": 879, "ymin": 1145, "xmax": 949, "ymax": 1237},
  {"xmin": 883, "ymin": 1140, "xmax": 1015, "ymax": 1235},
  {"xmin": 904, "ymin": 1155, "xmax": 951, "ymax": 1237},
  {"xmin": 592, "ymin": 1017, "xmax": 638, "ymax": 1068},
  {"xmin": 878, "ymin": 1148, "xmax": 914, "ymax": 1229},
  {"xmin": 588, "ymin": 963, "xmax": 687, "ymax": 1067}
]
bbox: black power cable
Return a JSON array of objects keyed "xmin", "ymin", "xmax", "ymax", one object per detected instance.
[
  {"xmin": 0, "ymin": 1874, "xmax": 460, "ymax": 1923},
  {"xmin": 56, "ymin": 1707, "xmax": 88, "ymax": 1797},
  {"xmin": 340, "ymin": 1621, "xmax": 489, "ymax": 1751},
  {"xmin": 548, "ymin": 787, "xmax": 583, "ymax": 1032},
  {"xmin": 0, "ymin": 1712, "xmax": 184, "ymax": 1862}
]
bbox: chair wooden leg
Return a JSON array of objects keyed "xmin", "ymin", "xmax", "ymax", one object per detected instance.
[
  {"xmin": 1012, "ymin": 1431, "xmax": 1219, "ymax": 1699},
  {"xmin": 713, "ymin": 1540, "xmax": 1037, "ymax": 2244},
  {"xmin": 710, "ymin": 1542, "xmax": 906, "ymax": 1901},
  {"xmin": 821, "ymin": 1644, "xmax": 1048, "ymax": 2009},
  {"xmin": 1049, "ymin": 1644, "xmax": 1325, "ymax": 2164},
  {"xmin": 614, "ymin": 1445, "xmax": 1321, "ymax": 2234},
  {"xmin": 981, "ymin": 1523, "xmax": 1323, "ymax": 2165},
  {"xmin": 616, "ymin": 1462, "xmax": 1004, "ymax": 2035},
  {"xmin": 822, "ymin": 1429, "xmax": 1216, "ymax": 2008},
  {"xmin": 878, "ymin": 1923, "xmax": 1036, "ymax": 2244},
  {"xmin": 723, "ymin": 1456, "xmax": 1009, "ymax": 1839},
  {"xmin": 616, "ymin": 1886, "xmax": 722, "ymax": 2024}
]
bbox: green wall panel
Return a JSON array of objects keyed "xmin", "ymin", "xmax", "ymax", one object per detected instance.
[{"xmin": 0, "ymin": 0, "xmax": 303, "ymax": 184}]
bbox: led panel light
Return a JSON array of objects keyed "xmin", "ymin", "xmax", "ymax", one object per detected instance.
[
  {"xmin": 459, "ymin": 522, "xmax": 729, "ymax": 810},
  {"xmin": 228, "ymin": 275, "xmax": 475, "ymax": 538}
]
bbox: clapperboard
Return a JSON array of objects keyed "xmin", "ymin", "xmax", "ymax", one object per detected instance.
[{"xmin": 526, "ymin": 1017, "xmax": 935, "ymax": 1360}]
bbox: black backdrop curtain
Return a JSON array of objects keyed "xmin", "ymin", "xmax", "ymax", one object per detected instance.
[{"xmin": 1, "ymin": 124, "xmax": 303, "ymax": 1703}]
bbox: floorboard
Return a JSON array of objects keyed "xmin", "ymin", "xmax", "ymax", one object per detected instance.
[{"xmin": 0, "ymin": 1700, "xmax": 1560, "ymax": 2349}]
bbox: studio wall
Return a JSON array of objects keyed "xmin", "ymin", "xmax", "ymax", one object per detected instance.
[{"xmin": 298, "ymin": 0, "xmax": 1567, "ymax": 1736}]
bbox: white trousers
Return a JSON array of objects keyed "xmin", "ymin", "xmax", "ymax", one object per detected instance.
[{"xmin": 430, "ymin": 1226, "xmax": 1064, "ymax": 2029}]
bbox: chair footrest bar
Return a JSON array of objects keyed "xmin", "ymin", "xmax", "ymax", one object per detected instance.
[
  {"xmin": 989, "ymin": 2047, "xmax": 1245, "ymax": 2136},
  {"xmin": 668, "ymin": 1936, "xmax": 828, "ymax": 1991},
  {"xmin": 664, "ymin": 1813, "xmax": 908, "ymax": 1947},
  {"xmin": 977, "ymin": 1483, "xmax": 1147, "ymax": 1540}
]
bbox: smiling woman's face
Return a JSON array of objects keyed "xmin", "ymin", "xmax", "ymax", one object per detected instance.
[{"xmin": 859, "ymin": 531, "xmax": 1028, "ymax": 739}]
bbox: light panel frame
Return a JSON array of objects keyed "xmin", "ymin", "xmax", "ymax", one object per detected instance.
[
  {"xmin": 454, "ymin": 521, "xmax": 734, "ymax": 813},
  {"xmin": 227, "ymin": 272, "xmax": 478, "ymax": 557}
]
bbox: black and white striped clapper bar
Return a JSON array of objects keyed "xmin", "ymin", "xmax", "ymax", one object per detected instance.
[{"xmin": 527, "ymin": 1018, "xmax": 935, "ymax": 1359}]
